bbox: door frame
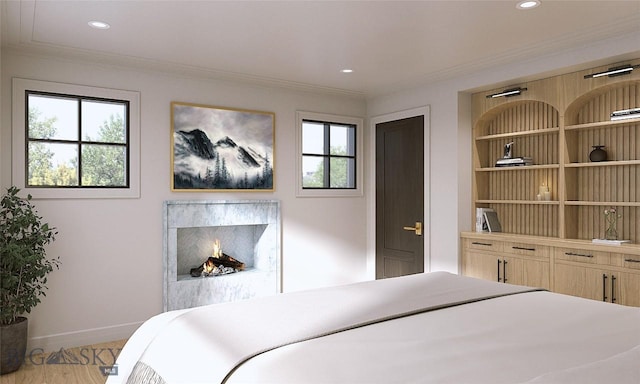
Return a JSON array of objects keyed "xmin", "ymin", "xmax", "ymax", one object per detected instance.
[{"xmin": 367, "ymin": 106, "xmax": 431, "ymax": 279}]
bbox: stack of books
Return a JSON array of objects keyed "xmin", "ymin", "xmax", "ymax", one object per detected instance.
[
  {"xmin": 476, "ymin": 208, "xmax": 502, "ymax": 233},
  {"xmin": 495, "ymin": 157, "xmax": 533, "ymax": 167}
]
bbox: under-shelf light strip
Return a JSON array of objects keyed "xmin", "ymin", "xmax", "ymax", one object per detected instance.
[
  {"xmin": 611, "ymin": 107, "xmax": 640, "ymax": 121},
  {"xmin": 486, "ymin": 87, "xmax": 527, "ymax": 98},
  {"xmin": 584, "ymin": 64, "xmax": 639, "ymax": 79}
]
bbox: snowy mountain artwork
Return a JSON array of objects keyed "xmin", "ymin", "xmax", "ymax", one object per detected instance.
[{"xmin": 171, "ymin": 102, "xmax": 274, "ymax": 190}]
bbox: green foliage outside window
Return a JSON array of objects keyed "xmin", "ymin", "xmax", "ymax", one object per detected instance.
[
  {"xmin": 302, "ymin": 146, "xmax": 351, "ymax": 188},
  {"xmin": 27, "ymin": 107, "xmax": 127, "ymax": 187},
  {"xmin": 81, "ymin": 114, "xmax": 126, "ymax": 186}
]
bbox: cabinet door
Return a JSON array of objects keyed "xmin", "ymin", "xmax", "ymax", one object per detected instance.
[
  {"xmin": 522, "ymin": 258, "xmax": 550, "ymax": 290},
  {"xmin": 554, "ymin": 264, "xmax": 607, "ymax": 302},
  {"xmin": 463, "ymin": 251, "xmax": 527, "ymax": 285},
  {"xmin": 501, "ymin": 256, "xmax": 523, "ymax": 285},
  {"xmin": 463, "ymin": 251, "xmax": 499, "ymax": 282},
  {"xmin": 615, "ymin": 272, "xmax": 640, "ymax": 307}
]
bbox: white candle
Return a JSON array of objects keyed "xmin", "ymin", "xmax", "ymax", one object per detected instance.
[
  {"xmin": 536, "ymin": 194, "xmax": 542, "ymax": 201},
  {"xmin": 544, "ymin": 191, "xmax": 551, "ymax": 201},
  {"xmin": 539, "ymin": 184, "xmax": 547, "ymax": 195}
]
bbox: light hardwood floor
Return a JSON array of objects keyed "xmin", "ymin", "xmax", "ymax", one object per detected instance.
[{"xmin": 0, "ymin": 339, "xmax": 126, "ymax": 384}]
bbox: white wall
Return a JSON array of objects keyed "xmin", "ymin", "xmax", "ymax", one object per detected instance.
[
  {"xmin": 0, "ymin": 50, "xmax": 367, "ymax": 351},
  {"xmin": 366, "ymin": 32, "xmax": 640, "ymax": 275}
]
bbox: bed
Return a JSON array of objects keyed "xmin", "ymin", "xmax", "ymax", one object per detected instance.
[{"xmin": 107, "ymin": 272, "xmax": 640, "ymax": 384}]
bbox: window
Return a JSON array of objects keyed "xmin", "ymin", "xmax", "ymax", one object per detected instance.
[
  {"xmin": 12, "ymin": 78, "xmax": 140, "ymax": 199},
  {"xmin": 26, "ymin": 92, "xmax": 129, "ymax": 188},
  {"xmin": 302, "ymin": 121, "xmax": 356, "ymax": 189},
  {"xmin": 296, "ymin": 111, "xmax": 363, "ymax": 197}
]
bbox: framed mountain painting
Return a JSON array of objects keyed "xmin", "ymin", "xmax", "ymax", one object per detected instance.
[{"xmin": 171, "ymin": 102, "xmax": 275, "ymax": 191}]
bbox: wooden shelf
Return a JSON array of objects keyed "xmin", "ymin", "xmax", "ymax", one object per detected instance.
[
  {"xmin": 476, "ymin": 164, "xmax": 559, "ymax": 172},
  {"xmin": 477, "ymin": 200, "xmax": 559, "ymax": 205},
  {"xmin": 565, "ymin": 160, "xmax": 640, "ymax": 168},
  {"xmin": 565, "ymin": 117, "xmax": 640, "ymax": 131},
  {"xmin": 564, "ymin": 201, "xmax": 640, "ymax": 207},
  {"xmin": 475, "ymin": 127, "xmax": 560, "ymax": 141}
]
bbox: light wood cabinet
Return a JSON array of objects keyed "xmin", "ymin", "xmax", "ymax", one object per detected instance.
[
  {"xmin": 463, "ymin": 251, "xmax": 527, "ymax": 285},
  {"xmin": 554, "ymin": 248, "xmax": 640, "ymax": 306},
  {"xmin": 554, "ymin": 263, "xmax": 605, "ymax": 301},
  {"xmin": 554, "ymin": 264, "xmax": 640, "ymax": 307},
  {"xmin": 462, "ymin": 250, "xmax": 500, "ymax": 282},
  {"xmin": 617, "ymin": 271, "xmax": 640, "ymax": 307},
  {"xmin": 461, "ymin": 237, "xmax": 549, "ymax": 290},
  {"xmin": 461, "ymin": 232, "xmax": 640, "ymax": 307}
]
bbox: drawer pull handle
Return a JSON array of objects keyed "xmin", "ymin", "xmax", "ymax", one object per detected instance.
[
  {"xmin": 503, "ymin": 259, "xmax": 507, "ymax": 283},
  {"xmin": 625, "ymin": 258, "xmax": 640, "ymax": 263},
  {"xmin": 565, "ymin": 252, "xmax": 593, "ymax": 258},
  {"xmin": 512, "ymin": 246, "xmax": 535, "ymax": 251},
  {"xmin": 611, "ymin": 275, "xmax": 616, "ymax": 304},
  {"xmin": 472, "ymin": 242, "xmax": 493, "ymax": 247}
]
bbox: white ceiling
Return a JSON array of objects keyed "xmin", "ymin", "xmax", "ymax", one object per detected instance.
[{"xmin": 2, "ymin": 1, "xmax": 640, "ymax": 97}]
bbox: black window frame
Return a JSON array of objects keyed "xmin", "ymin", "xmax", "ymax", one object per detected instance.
[
  {"xmin": 301, "ymin": 119, "xmax": 357, "ymax": 190},
  {"xmin": 25, "ymin": 90, "xmax": 131, "ymax": 189}
]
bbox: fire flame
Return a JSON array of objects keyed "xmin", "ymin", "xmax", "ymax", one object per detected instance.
[
  {"xmin": 212, "ymin": 239, "xmax": 223, "ymax": 258},
  {"xmin": 203, "ymin": 258, "xmax": 215, "ymax": 274}
]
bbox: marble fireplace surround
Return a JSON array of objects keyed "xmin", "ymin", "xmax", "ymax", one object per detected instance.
[{"xmin": 163, "ymin": 200, "xmax": 281, "ymax": 311}]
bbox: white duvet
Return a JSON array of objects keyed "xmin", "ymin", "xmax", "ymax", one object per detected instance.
[{"xmin": 108, "ymin": 272, "xmax": 640, "ymax": 384}]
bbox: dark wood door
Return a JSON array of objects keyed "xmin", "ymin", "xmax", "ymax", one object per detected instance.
[{"xmin": 376, "ymin": 116, "xmax": 424, "ymax": 279}]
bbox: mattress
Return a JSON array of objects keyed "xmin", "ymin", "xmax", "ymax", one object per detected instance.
[{"xmin": 107, "ymin": 272, "xmax": 640, "ymax": 383}]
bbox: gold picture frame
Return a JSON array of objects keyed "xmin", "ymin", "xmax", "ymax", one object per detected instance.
[{"xmin": 171, "ymin": 101, "xmax": 275, "ymax": 191}]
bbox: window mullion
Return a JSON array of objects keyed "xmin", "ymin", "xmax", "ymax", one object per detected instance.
[
  {"xmin": 348, "ymin": 125, "xmax": 355, "ymax": 187},
  {"xmin": 77, "ymin": 98, "xmax": 83, "ymax": 186},
  {"xmin": 323, "ymin": 123, "xmax": 330, "ymax": 188}
]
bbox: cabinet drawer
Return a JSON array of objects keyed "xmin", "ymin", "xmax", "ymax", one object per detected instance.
[
  {"xmin": 464, "ymin": 239, "xmax": 503, "ymax": 252},
  {"xmin": 555, "ymin": 248, "xmax": 609, "ymax": 265},
  {"xmin": 611, "ymin": 253, "xmax": 640, "ymax": 270},
  {"xmin": 503, "ymin": 242, "xmax": 549, "ymax": 259}
]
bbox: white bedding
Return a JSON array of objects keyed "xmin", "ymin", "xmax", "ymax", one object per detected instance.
[{"xmin": 108, "ymin": 272, "xmax": 640, "ymax": 384}]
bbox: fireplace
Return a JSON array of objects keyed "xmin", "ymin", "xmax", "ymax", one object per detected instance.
[
  {"xmin": 163, "ymin": 200, "xmax": 281, "ymax": 311},
  {"xmin": 178, "ymin": 228, "xmax": 254, "ymax": 278}
]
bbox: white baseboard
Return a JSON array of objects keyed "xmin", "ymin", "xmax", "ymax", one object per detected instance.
[{"xmin": 27, "ymin": 321, "xmax": 143, "ymax": 353}]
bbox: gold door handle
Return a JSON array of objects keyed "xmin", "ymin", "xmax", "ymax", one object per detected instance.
[{"xmin": 403, "ymin": 221, "xmax": 422, "ymax": 236}]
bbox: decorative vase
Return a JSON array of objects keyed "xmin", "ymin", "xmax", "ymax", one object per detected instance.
[
  {"xmin": 589, "ymin": 145, "xmax": 607, "ymax": 162},
  {"xmin": 605, "ymin": 223, "xmax": 618, "ymax": 240},
  {"xmin": 0, "ymin": 317, "xmax": 28, "ymax": 375},
  {"xmin": 604, "ymin": 207, "xmax": 620, "ymax": 241}
]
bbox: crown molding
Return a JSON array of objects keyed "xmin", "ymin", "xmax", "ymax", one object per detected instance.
[{"xmin": 2, "ymin": 43, "xmax": 367, "ymax": 100}]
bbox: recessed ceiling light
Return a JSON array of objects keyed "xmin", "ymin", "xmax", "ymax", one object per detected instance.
[
  {"xmin": 341, "ymin": 69, "xmax": 353, "ymax": 73},
  {"xmin": 517, "ymin": 0, "xmax": 540, "ymax": 10},
  {"xmin": 88, "ymin": 20, "xmax": 110, "ymax": 29}
]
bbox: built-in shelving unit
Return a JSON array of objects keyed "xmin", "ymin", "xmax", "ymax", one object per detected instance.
[
  {"xmin": 471, "ymin": 59, "xmax": 640, "ymax": 243},
  {"xmin": 464, "ymin": 59, "xmax": 640, "ymax": 307},
  {"xmin": 563, "ymin": 79, "xmax": 639, "ymax": 242}
]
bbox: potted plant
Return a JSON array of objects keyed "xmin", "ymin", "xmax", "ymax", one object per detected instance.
[{"xmin": 0, "ymin": 186, "xmax": 60, "ymax": 374}]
